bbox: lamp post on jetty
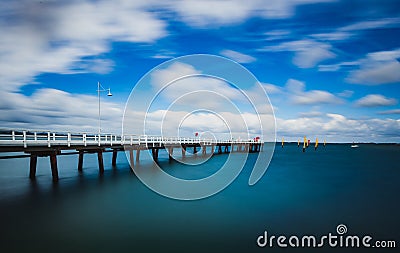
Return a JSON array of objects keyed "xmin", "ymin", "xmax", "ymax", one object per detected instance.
[{"xmin": 97, "ymin": 81, "xmax": 112, "ymax": 135}]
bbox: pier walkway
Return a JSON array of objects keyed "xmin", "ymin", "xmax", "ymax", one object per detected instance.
[{"xmin": 0, "ymin": 130, "xmax": 263, "ymax": 182}]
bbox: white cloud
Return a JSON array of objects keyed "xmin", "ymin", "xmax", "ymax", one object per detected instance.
[
  {"xmin": 165, "ymin": 0, "xmax": 336, "ymax": 26},
  {"xmin": 318, "ymin": 61, "xmax": 359, "ymax": 72},
  {"xmin": 337, "ymin": 90, "xmax": 354, "ymax": 98},
  {"xmin": 123, "ymin": 61, "xmax": 276, "ymax": 139},
  {"xmin": 292, "ymin": 90, "xmax": 342, "ymax": 105},
  {"xmin": 317, "ymin": 48, "xmax": 400, "ymax": 83},
  {"xmin": 285, "ymin": 79, "xmax": 343, "ymax": 105},
  {"xmin": 264, "ymin": 30, "xmax": 291, "ymax": 41},
  {"xmin": 277, "ymin": 113, "xmax": 400, "ymax": 142},
  {"xmin": 311, "ymin": 17, "xmax": 400, "ymax": 43},
  {"xmin": 355, "ymin": 94, "xmax": 397, "ymax": 107},
  {"xmin": 261, "ymin": 83, "xmax": 283, "ymax": 94},
  {"xmin": 311, "ymin": 32, "xmax": 351, "ymax": 41},
  {"xmin": 338, "ymin": 17, "xmax": 400, "ymax": 32},
  {"xmin": 1, "ymin": 86, "xmax": 397, "ymax": 143},
  {"xmin": 298, "ymin": 111, "xmax": 323, "ymax": 117},
  {"xmin": 124, "ymin": 108, "xmax": 274, "ymax": 140},
  {"xmin": 126, "ymin": 107, "xmax": 400, "ymax": 142},
  {"xmin": 150, "ymin": 62, "xmax": 245, "ymax": 107},
  {"xmin": 0, "ymin": 0, "xmax": 167, "ymax": 91},
  {"xmin": 318, "ymin": 64, "xmax": 341, "ymax": 72},
  {"xmin": 346, "ymin": 49, "xmax": 400, "ymax": 85},
  {"xmin": 220, "ymin": 50, "xmax": 256, "ymax": 63},
  {"xmin": 262, "ymin": 39, "xmax": 336, "ymax": 68},
  {"xmin": 368, "ymin": 49, "xmax": 400, "ymax": 61},
  {"xmin": 148, "ymin": 62, "xmax": 276, "ymax": 116},
  {"xmin": 0, "ymin": 0, "xmax": 338, "ymax": 92},
  {"xmin": 357, "ymin": 60, "xmax": 400, "ymax": 85},
  {"xmin": 165, "ymin": 0, "xmax": 251, "ymax": 26},
  {"xmin": 0, "ymin": 88, "xmax": 123, "ymax": 133},
  {"xmin": 286, "ymin": 78, "xmax": 306, "ymax": 94},
  {"xmin": 378, "ymin": 109, "xmax": 400, "ymax": 115}
]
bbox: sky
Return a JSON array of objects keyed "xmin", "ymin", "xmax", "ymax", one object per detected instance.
[{"xmin": 0, "ymin": 0, "xmax": 399, "ymax": 142}]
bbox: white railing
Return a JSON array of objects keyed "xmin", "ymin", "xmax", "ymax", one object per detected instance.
[{"xmin": 0, "ymin": 130, "xmax": 263, "ymax": 148}]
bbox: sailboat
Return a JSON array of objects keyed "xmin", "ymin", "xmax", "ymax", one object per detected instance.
[
  {"xmin": 303, "ymin": 136, "xmax": 306, "ymax": 152},
  {"xmin": 297, "ymin": 139, "xmax": 300, "ymax": 147},
  {"xmin": 351, "ymin": 141, "xmax": 359, "ymax": 148},
  {"xmin": 282, "ymin": 137, "xmax": 284, "ymax": 148},
  {"xmin": 315, "ymin": 137, "xmax": 319, "ymax": 150}
]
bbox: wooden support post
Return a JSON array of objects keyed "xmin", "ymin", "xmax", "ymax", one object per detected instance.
[
  {"xmin": 78, "ymin": 150, "xmax": 84, "ymax": 172},
  {"xmin": 224, "ymin": 145, "xmax": 228, "ymax": 153},
  {"xmin": 211, "ymin": 145, "xmax": 215, "ymax": 154},
  {"xmin": 218, "ymin": 145, "xmax": 222, "ymax": 154},
  {"xmin": 193, "ymin": 146, "xmax": 197, "ymax": 154},
  {"xmin": 29, "ymin": 154, "xmax": 37, "ymax": 180},
  {"xmin": 202, "ymin": 146, "xmax": 206, "ymax": 155},
  {"xmin": 168, "ymin": 147, "xmax": 173, "ymax": 160},
  {"xmin": 112, "ymin": 149, "xmax": 117, "ymax": 166},
  {"xmin": 150, "ymin": 148, "xmax": 159, "ymax": 161},
  {"xmin": 136, "ymin": 149, "xmax": 140, "ymax": 162},
  {"xmin": 129, "ymin": 149, "xmax": 134, "ymax": 168},
  {"xmin": 181, "ymin": 145, "xmax": 186, "ymax": 158},
  {"xmin": 97, "ymin": 150, "xmax": 104, "ymax": 174},
  {"xmin": 50, "ymin": 153, "xmax": 59, "ymax": 182}
]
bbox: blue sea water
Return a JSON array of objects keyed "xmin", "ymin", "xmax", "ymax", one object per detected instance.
[{"xmin": 0, "ymin": 143, "xmax": 399, "ymax": 252}]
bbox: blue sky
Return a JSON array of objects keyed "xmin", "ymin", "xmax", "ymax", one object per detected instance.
[{"xmin": 0, "ymin": 0, "xmax": 399, "ymax": 142}]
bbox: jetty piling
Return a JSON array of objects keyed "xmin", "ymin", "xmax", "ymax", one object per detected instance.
[{"xmin": 0, "ymin": 131, "xmax": 263, "ymax": 182}]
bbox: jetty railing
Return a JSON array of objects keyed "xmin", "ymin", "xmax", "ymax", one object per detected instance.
[
  {"xmin": 0, "ymin": 130, "xmax": 263, "ymax": 182},
  {"xmin": 0, "ymin": 130, "xmax": 262, "ymax": 149}
]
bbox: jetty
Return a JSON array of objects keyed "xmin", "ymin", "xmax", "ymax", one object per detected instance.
[{"xmin": 0, "ymin": 130, "xmax": 263, "ymax": 182}]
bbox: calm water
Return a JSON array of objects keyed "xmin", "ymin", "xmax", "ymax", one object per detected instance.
[{"xmin": 0, "ymin": 143, "xmax": 399, "ymax": 252}]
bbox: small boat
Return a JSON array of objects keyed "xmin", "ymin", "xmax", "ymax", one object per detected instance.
[{"xmin": 351, "ymin": 142, "xmax": 359, "ymax": 148}]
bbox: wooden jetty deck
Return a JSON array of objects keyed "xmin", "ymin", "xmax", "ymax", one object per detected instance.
[{"xmin": 0, "ymin": 130, "xmax": 263, "ymax": 182}]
